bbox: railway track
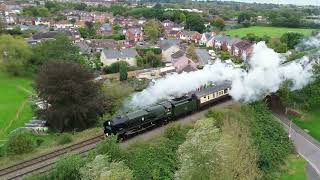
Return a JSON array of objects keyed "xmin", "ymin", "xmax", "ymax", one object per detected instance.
[
  {"xmin": 0, "ymin": 100, "xmax": 234, "ymax": 180},
  {"xmin": 0, "ymin": 134, "xmax": 104, "ymax": 180}
]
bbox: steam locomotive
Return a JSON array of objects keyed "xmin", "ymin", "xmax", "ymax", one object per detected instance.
[{"xmin": 104, "ymin": 81, "xmax": 232, "ymax": 138}]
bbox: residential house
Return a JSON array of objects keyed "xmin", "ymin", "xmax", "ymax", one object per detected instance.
[
  {"xmin": 100, "ymin": 48, "xmax": 138, "ymax": 66},
  {"xmin": 191, "ymin": 32, "xmax": 202, "ymax": 43},
  {"xmin": 53, "ymin": 20, "xmax": 74, "ymax": 29},
  {"xmin": 195, "ymin": 49, "xmax": 211, "ymax": 65},
  {"xmin": 98, "ymin": 23, "xmax": 113, "ymax": 36},
  {"xmin": 212, "ymin": 35, "xmax": 231, "ymax": 49},
  {"xmin": 125, "ymin": 28, "xmax": 143, "ymax": 45},
  {"xmin": 177, "ymin": 31, "xmax": 201, "ymax": 43},
  {"xmin": 28, "ymin": 30, "xmax": 81, "ymax": 44},
  {"xmin": 87, "ymin": 39, "xmax": 125, "ymax": 53},
  {"xmin": 199, "ymin": 32, "xmax": 215, "ymax": 46},
  {"xmin": 138, "ymin": 17, "xmax": 146, "ymax": 25},
  {"xmin": 173, "ymin": 55, "xmax": 198, "ymax": 73},
  {"xmin": 162, "ymin": 19, "xmax": 174, "ymax": 29},
  {"xmin": 232, "ymin": 40, "xmax": 253, "ymax": 61},
  {"xmin": 160, "ymin": 39, "xmax": 181, "ymax": 62},
  {"xmin": 34, "ymin": 17, "xmax": 50, "ymax": 27}
]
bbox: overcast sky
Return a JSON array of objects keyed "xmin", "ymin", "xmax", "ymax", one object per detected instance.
[{"xmin": 223, "ymin": 0, "xmax": 320, "ymax": 6}]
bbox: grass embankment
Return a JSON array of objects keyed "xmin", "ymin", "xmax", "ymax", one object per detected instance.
[
  {"xmin": 291, "ymin": 110, "xmax": 320, "ymax": 142},
  {"xmin": 280, "ymin": 155, "xmax": 307, "ymax": 180},
  {"xmin": 0, "ymin": 72, "xmax": 33, "ymax": 141},
  {"xmin": 0, "ymin": 127, "xmax": 102, "ymax": 167},
  {"xmin": 225, "ymin": 26, "xmax": 315, "ymax": 38}
]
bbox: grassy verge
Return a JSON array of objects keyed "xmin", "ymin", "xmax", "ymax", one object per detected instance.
[
  {"xmin": 0, "ymin": 72, "xmax": 34, "ymax": 141},
  {"xmin": 0, "ymin": 127, "xmax": 102, "ymax": 167},
  {"xmin": 225, "ymin": 26, "xmax": 316, "ymax": 38},
  {"xmin": 280, "ymin": 155, "xmax": 307, "ymax": 180},
  {"xmin": 290, "ymin": 110, "xmax": 320, "ymax": 142}
]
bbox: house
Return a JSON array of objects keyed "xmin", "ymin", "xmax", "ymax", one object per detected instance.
[
  {"xmin": 173, "ymin": 56, "xmax": 198, "ymax": 73},
  {"xmin": 98, "ymin": 23, "xmax": 113, "ymax": 36},
  {"xmin": 177, "ymin": 31, "xmax": 201, "ymax": 43},
  {"xmin": 212, "ymin": 35, "xmax": 231, "ymax": 49},
  {"xmin": 28, "ymin": 30, "xmax": 81, "ymax": 44},
  {"xmin": 125, "ymin": 28, "xmax": 143, "ymax": 45},
  {"xmin": 138, "ymin": 17, "xmax": 146, "ymax": 25},
  {"xmin": 199, "ymin": 32, "xmax": 215, "ymax": 46},
  {"xmin": 87, "ymin": 39, "xmax": 125, "ymax": 53},
  {"xmin": 34, "ymin": 17, "xmax": 50, "ymax": 27},
  {"xmin": 162, "ymin": 19, "xmax": 174, "ymax": 28},
  {"xmin": 195, "ymin": 49, "xmax": 211, "ymax": 65},
  {"xmin": 191, "ymin": 32, "xmax": 202, "ymax": 43},
  {"xmin": 100, "ymin": 48, "xmax": 138, "ymax": 66},
  {"xmin": 165, "ymin": 30, "xmax": 180, "ymax": 39},
  {"xmin": 53, "ymin": 20, "xmax": 74, "ymax": 29},
  {"xmin": 232, "ymin": 40, "xmax": 253, "ymax": 61},
  {"xmin": 160, "ymin": 39, "xmax": 181, "ymax": 63}
]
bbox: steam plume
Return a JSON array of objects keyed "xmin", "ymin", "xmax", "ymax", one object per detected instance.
[{"xmin": 128, "ymin": 42, "xmax": 314, "ymax": 108}]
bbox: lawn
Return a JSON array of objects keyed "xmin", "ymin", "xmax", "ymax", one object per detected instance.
[
  {"xmin": 0, "ymin": 72, "xmax": 34, "ymax": 142},
  {"xmin": 280, "ymin": 155, "xmax": 307, "ymax": 180},
  {"xmin": 291, "ymin": 110, "xmax": 320, "ymax": 142},
  {"xmin": 225, "ymin": 26, "xmax": 316, "ymax": 38}
]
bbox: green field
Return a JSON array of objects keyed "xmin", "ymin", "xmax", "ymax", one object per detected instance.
[
  {"xmin": 280, "ymin": 155, "xmax": 307, "ymax": 180},
  {"xmin": 225, "ymin": 26, "xmax": 316, "ymax": 38},
  {"xmin": 0, "ymin": 72, "xmax": 34, "ymax": 142},
  {"xmin": 291, "ymin": 110, "xmax": 320, "ymax": 142}
]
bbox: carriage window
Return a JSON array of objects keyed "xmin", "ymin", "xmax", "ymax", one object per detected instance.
[{"xmin": 224, "ymin": 89, "xmax": 228, "ymax": 93}]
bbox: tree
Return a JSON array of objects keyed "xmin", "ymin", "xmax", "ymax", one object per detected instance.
[
  {"xmin": 186, "ymin": 14, "xmax": 205, "ymax": 33},
  {"xmin": 186, "ymin": 44, "xmax": 198, "ymax": 62},
  {"xmin": 268, "ymin": 9, "xmax": 302, "ymax": 28},
  {"xmin": 175, "ymin": 116, "xmax": 259, "ymax": 180},
  {"xmin": 30, "ymin": 34, "xmax": 83, "ymax": 68},
  {"xmin": 144, "ymin": 51, "xmax": 162, "ymax": 67},
  {"xmin": 237, "ymin": 12, "xmax": 252, "ymax": 24},
  {"xmin": 80, "ymin": 154, "xmax": 133, "ymax": 180},
  {"xmin": 280, "ymin": 32, "xmax": 304, "ymax": 49},
  {"xmin": 51, "ymin": 154, "xmax": 84, "ymax": 180},
  {"xmin": 211, "ymin": 17, "xmax": 225, "ymax": 30},
  {"xmin": 174, "ymin": 12, "xmax": 186, "ymax": 23},
  {"xmin": 35, "ymin": 61, "xmax": 110, "ymax": 132},
  {"xmin": 268, "ymin": 38, "xmax": 288, "ymax": 53},
  {"xmin": 0, "ymin": 35, "xmax": 32, "ymax": 76},
  {"xmin": 119, "ymin": 61, "xmax": 128, "ymax": 81},
  {"xmin": 144, "ymin": 20, "xmax": 162, "ymax": 42},
  {"xmin": 175, "ymin": 118, "xmax": 226, "ymax": 180}
]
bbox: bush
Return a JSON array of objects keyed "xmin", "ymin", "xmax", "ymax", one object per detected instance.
[
  {"xmin": 96, "ymin": 135, "xmax": 123, "ymax": 161},
  {"xmin": 247, "ymin": 102, "xmax": 294, "ymax": 179},
  {"xmin": 51, "ymin": 154, "xmax": 84, "ymax": 180},
  {"xmin": 6, "ymin": 130, "xmax": 35, "ymax": 155},
  {"xmin": 57, "ymin": 134, "xmax": 73, "ymax": 145},
  {"xmin": 164, "ymin": 124, "xmax": 191, "ymax": 149}
]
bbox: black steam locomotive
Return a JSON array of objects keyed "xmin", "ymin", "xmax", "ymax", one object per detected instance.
[{"xmin": 104, "ymin": 81, "xmax": 232, "ymax": 138}]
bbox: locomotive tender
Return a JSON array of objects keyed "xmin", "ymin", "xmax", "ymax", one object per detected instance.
[{"xmin": 104, "ymin": 81, "xmax": 232, "ymax": 138}]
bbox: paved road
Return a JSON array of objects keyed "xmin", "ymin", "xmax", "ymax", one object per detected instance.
[{"xmin": 272, "ymin": 113, "xmax": 320, "ymax": 179}]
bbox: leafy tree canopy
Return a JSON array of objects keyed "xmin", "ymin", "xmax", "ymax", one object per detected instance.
[{"xmin": 35, "ymin": 61, "xmax": 110, "ymax": 132}]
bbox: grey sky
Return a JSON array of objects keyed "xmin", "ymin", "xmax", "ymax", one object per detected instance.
[{"xmin": 223, "ymin": 0, "xmax": 320, "ymax": 6}]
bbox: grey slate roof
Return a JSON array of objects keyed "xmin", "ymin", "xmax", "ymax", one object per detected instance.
[
  {"xmin": 160, "ymin": 39, "xmax": 180, "ymax": 51},
  {"xmin": 195, "ymin": 49, "xmax": 210, "ymax": 65},
  {"xmin": 102, "ymin": 48, "xmax": 138, "ymax": 59}
]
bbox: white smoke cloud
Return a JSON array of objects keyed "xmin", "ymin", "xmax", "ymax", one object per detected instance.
[
  {"xmin": 297, "ymin": 34, "xmax": 320, "ymax": 51},
  {"xmin": 128, "ymin": 42, "xmax": 314, "ymax": 108}
]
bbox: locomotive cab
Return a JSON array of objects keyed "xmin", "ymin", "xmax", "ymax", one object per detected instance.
[{"xmin": 103, "ymin": 120, "xmax": 114, "ymax": 136}]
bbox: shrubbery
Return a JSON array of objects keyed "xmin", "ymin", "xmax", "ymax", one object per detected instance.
[
  {"xmin": 50, "ymin": 154, "xmax": 84, "ymax": 180},
  {"xmin": 247, "ymin": 102, "xmax": 294, "ymax": 179},
  {"xmin": 5, "ymin": 130, "xmax": 35, "ymax": 155},
  {"xmin": 57, "ymin": 133, "xmax": 73, "ymax": 145}
]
